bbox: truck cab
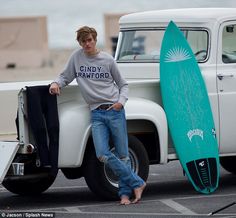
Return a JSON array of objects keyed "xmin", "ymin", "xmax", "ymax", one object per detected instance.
[{"xmin": 116, "ymin": 8, "xmax": 236, "ymax": 158}]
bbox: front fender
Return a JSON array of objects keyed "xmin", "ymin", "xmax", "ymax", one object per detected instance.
[
  {"xmin": 58, "ymin": 97, "xmax": 169, "ymax": 166},
  {"xmin": 125, "ymin": 97, "xmax": 168, "ymax": 163}
]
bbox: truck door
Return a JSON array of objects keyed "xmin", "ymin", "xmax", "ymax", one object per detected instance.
[{"xmin": 217, "ymin": 21, "xmax": 236, "ymax": 154}]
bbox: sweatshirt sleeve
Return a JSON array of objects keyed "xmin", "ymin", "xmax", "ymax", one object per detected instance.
[
  {"xmin": 110, "ymin": 59, "xmax": 128, "ymax": 106},
  {"xmin": 54, "ymin": 53, "xmax": 76, "ymax": 88}
]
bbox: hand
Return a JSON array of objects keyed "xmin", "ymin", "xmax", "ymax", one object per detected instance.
[
  {"xmin": 49, "ymin": 82, "xmax": 60, "ymax": 95},
  {"xmin": 108, "ymin": 102, "xmax": 123, "ymax": 111}
]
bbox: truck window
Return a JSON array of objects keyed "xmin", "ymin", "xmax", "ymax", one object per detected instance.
[
  {"xmin": 222, "ymin": 24, "xmax": 236, "ymax": 63},
  {"xmin": 117, "ymin": 29, "xmax": 208, "ymax": 63}
]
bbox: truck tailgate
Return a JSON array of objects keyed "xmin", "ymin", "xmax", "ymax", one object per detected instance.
[{"xmin": 0, "ymin": 141, "xmax": 19, "ymax": 183}]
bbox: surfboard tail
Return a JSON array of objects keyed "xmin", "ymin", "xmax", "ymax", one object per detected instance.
[{"xmin": 186, "ymin": 158, "xmax": 219, "ymax": 194}]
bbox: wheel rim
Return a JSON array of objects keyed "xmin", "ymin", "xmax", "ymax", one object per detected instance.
[{"xmin": 104, "ymin": 148, "xmax": 139, "ymax": 188}]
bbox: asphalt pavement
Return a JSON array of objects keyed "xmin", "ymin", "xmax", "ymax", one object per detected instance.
[{"xmin": 1, "ymin": 161, "xmax": 236, "ymax": 218}]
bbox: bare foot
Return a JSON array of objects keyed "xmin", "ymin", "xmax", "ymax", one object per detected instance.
[
  {"xmin": 132, "ymin": 182, "xmax": 146, "ymax": 204},
  {"xmin": 120, "ymin": 196, "xmax": 131, "ymax": 205}
]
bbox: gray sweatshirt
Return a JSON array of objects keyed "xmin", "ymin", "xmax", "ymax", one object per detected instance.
[{"xmin": 54, "ymin": 49, "xmax": 128, "ymax": 110}]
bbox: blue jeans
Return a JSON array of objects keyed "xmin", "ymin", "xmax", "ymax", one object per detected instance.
[{"xmin": 91, "ymin": 108, "xmax": 145, "ymax": 198}]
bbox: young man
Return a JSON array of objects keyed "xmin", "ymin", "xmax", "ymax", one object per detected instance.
[{"xmin": 49, "ymin": 26, "xmax": 146, "ymax": 204}]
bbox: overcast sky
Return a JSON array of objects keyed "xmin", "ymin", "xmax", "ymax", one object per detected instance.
[{"xmin": 1, "ymin": 0, "xmax": 236, "ymax": 48}]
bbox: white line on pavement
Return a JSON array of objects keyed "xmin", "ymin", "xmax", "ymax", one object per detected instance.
[
  {"xmin": 64, "ymin": 206, "xmax": 83, "ymax": 213},
  {"xmin": 160, "ymin": 199, "xmax": 197, "ymax": 215},
  {"xmin": 50, "ymin": 185, "xmax": 88, "ymax": 190}
]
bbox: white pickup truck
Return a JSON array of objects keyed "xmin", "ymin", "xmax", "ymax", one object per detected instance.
[{"xmin": 1, "ymin": 8, "xmax": 236, "ymax": 200}]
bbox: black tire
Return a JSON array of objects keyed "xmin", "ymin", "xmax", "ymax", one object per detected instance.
[
  {"xmin": 2, "ymin": 172, "xmax": 56, "ymax": 195},
  {"xmin": 84, "ymin": 135, "xmax": 149, "ymax": 200},
  {"xmin": 2, "ymin": 154, "xmax": 57, "ymax": 195},
  {"xmin": 220, "ymin": 156, "xmax": 236, "ymax": 174}
]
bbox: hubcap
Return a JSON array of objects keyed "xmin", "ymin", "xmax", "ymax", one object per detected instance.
[{"xmin": 104, "ymin": 148, "xmax": 139, "ymax": 188}]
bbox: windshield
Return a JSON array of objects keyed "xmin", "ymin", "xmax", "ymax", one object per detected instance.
[{"xmin": 117, "ymin": 28, "xmax": 209, "ymax": 63}]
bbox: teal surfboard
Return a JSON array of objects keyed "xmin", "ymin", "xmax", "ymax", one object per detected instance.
[{"xmin": 160, "ymin": 21, "xmax": 220, "ymax": 194}]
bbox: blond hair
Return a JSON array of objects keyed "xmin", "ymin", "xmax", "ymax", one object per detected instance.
[{"xmin": 76, "ymin": 26, "xmax": 97, "ymax": 43}]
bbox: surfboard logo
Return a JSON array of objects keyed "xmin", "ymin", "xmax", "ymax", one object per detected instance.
[
  {"xmin": 187, "ymin": 129, "xmax": 204, "ymax": 142},
  {"xmin": 165, "ymin": 46, "xmax": 192, "ymax": 62},
  {"xmin": 199, "ymin": 161, "xmax": 205, "ymax": 167}
]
